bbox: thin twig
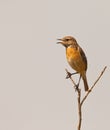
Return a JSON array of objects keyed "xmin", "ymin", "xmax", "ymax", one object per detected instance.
[{"xmin": 81, "ymin": 66, "xmax": 107, "ymax": 106}]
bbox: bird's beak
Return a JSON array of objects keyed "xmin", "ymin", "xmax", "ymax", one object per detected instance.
[
  {"xmin": 57, "ymin": 38, "xmax": 67, "ymax": 47},
  {"xmin": 57, "ymin": 38, "xmax": 63, "ymax": 44}
]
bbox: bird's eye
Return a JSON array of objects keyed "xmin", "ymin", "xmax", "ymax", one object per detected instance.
[{"xmin": 66, "ymin": 39, "xmax": 69, "ymax": 41}]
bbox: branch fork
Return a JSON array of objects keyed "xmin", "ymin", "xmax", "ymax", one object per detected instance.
[{"xmin": 65, "ymin": 66, "xmax": 107, "ymax": 130}]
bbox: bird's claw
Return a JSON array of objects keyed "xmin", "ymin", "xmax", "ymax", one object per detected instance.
[
  {"xmin": 75, "ymin": 84, "xmax": 80, "ymax": 91},
  {"xmin": 66, "ymin": 72, "xmax": 72, "ymax": 79}
]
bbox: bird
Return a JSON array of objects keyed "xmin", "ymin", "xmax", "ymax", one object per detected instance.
[{"xmin": 57, "ymin": 36, "xmax": 89, "ymax": 91}]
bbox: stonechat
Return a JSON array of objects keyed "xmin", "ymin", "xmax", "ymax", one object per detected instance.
[{"xmin": 57, "ymin": 36, "xmax": 89, "ymax": 91}]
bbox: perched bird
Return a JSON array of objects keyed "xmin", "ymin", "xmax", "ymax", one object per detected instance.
[{"xmin": 57, "ymin": 36, "xmax": 89, "ymax": 91}]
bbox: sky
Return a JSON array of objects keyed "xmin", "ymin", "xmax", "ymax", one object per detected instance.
[{"xmin": 0, "ymin": 0, "xmax": 110, "ymax": 130}]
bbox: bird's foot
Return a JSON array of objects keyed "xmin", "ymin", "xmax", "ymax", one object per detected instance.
[
  {"xmin": 66, "ymin": 72, "xmax": 78, "ymax": 79},
  {"xmin": 66, "ymin": 71, "xmax": 72, "ymax": 79},
  {"xmin": 75, "ymin": 83, "xmax": 80, "ymax": 91}
]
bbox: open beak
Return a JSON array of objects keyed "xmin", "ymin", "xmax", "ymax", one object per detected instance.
[
  {"xmin": 57, "ymin": 38, "xmax": 67, "ymax": 48},
  {"xmin": 57, "ymin": 38, "xmax": 63, "ymax": 44}
]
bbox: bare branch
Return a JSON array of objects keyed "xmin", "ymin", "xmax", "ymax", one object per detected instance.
[
  {"xmin": 65, "ymin": 66, "xmax": 107, "ymax": 130},
  {"xmin": 77, "ymin": 89, "xmax": 82, "ymax": 130},
  {"xmin": 81, "ymin": 66, "xmax": 107, "ymax": 106}
]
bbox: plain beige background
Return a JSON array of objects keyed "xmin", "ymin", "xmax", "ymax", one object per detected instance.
[{"xmin": 0, "ymin": 0, "xmax": 109, "ymax": 130}]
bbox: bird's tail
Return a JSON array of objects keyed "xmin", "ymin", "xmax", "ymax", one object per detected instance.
[{"xmin": 82, "ymin": 73, "xmax": 89, "ymax": 91}]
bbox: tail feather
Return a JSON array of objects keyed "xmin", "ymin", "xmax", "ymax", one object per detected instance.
[{"xmin": 82, "ymin": 74, "xmax": 89, "ymax": 91}]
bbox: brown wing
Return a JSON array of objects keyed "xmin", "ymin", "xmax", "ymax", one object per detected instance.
[{"xmin": 78, "ymin": 46, "xmax": 88, "ymax": 71}]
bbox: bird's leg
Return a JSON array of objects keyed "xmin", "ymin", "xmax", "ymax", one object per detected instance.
[
  {"xmin": 66, "ymin": 72, "xmax": 78, "ymax": 79},
  {"xmin": 75, "ymin": 75, "xmax": 81, "ymax": 91}
]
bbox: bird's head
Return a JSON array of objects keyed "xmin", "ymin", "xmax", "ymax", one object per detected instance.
[{"xmin": 57, "ymin": 36, "xmax": 77, "ymax": 48}]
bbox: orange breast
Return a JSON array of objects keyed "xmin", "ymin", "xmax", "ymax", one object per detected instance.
[{"xmin": 66, "ymin": 47, "xmax": 86, "ymax": 73}]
